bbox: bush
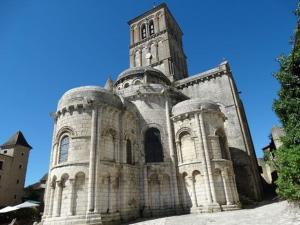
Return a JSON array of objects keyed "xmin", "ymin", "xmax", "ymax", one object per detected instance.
[
  {"xmin": 275, "ymin": 146, "xmax": 300, "ymax": 200},
  {"xmin": 272, "ymin": 2, "xmax": 300, "ymax": 202}
]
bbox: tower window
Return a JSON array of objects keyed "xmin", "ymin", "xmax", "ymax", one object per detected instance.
[
  {"xmin": 141, "ymin": 24, "xmax": 147, "ymax": 39},
  {"xmin": 58, "ymin": 136, "xmax": 69, "ymax": 163},
  {"xmin": 0, "ymin": 161, "xmax": 3, "ymax": 170},
  {"xmin": 149, "ymin": 20, "xmax": 155, "ymax": 35},
  {"xmin": 144, "ymin": 128, "xmax": 163, "ymax": 163},
  {"xmin": 126, "ymin": 139, "xmax": 133, "ymax": 164}
]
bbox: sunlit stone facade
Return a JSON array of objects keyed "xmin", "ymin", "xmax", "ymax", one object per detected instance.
[{"xmin": 41, "ymin": 3, "xmax": 262, "ymax": 225}]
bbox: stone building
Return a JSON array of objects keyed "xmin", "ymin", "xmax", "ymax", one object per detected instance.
[
  {"xmin": 24, "ymin": 173, "xmax": 48, "ymax": 209},
  {"xmin": 258, "ymin": 126, "xmax": 284, "ymax": 194},
  {"xmin": 41, "ymin": 3, "xmax": 262, "ymax": 225},
  {"xmin": 0, "ymin": 131, "xmax": 31, "ymax": 207}
]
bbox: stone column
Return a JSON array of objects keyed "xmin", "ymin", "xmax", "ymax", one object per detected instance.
[
  {"xmin": 55, "ymin": 181, "xmax": 63, "ymax": 217},
  {"xmin": 165, "ymin": 98, "xmax": 180, "ymax": 208},
  {"xmin": 199, "ymin": 112, "xmax": 217, "ymax": 203},
  {"xmin": 134, "ymin": 26, "xmax": 139, "ymax": 43},
  {"xmin": 221, "ymin": 169, "xmax": 233, "ymax": 205},
  {"xmin": 181, "ymin": 176, "xmax": 187, "ymax": 207},
  {"xmin": 122, "ymin": 139, "xmax": 127, "ymax": 163},
  {"xmin": 47, "ymin": 183, "xmax": 55, "ymax": 217},
  {"xmin": 118, "ymin": 112, "xmax": 123, "ymax": 163},
  {"xmin": 158, "ymin": 175, "xmax": 163, "ymax": 209},
  {"xmin": 194, "ymin": 113, "xmax": 212, "ymax": 204},
  {"xmin": 188, "ymin": 176, "xmax": 198, "ymax": 208},
  {"xmin": 87, "ymin": 107, "xmax": 98, "ymax": 213},
  {"xmin": 130, "ymin": 27, "xmax": 134, "ymax": 45},
  {"xmin": 229, "ymin": 171, "xmax": 239, "ymax": 203},
  {"xmin": 160, "ymin": 13, "xmax": 166, "ymax": 30},
  {"xmin": 145, "ymin": 21, "xmax": 149, "ymax": 38},
  {"xmin": 108, "ymin": 176, "xmax": 112, "ymax": 212},
  {"xmin": 139, "ymin": 49, "xmax": 142, "ymax": 67},
  {"xmin": 113, "ymin": 136, "xmax": 117, "ymax": 162},
  {"xmin": 94, "ymin": 107, "xmax": 102, "ymax": 214},
  {"xmin": 116, "ymin": 175, "xmax": 121, "ymax": 213},
  {"xmin": 143, "ymin": 167, "xmax": 149, "ymax": 209},
  {"xmin": 130, "ymin": 52, "xmax": 135, "ymax": 68},
  {"xmin": 68, "ymin": 179, "xmax": 75, "ymax": 216}
]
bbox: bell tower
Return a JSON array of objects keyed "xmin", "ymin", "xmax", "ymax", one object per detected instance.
[{"xmin": 128, "ymin": 3, "xmax": 188, "ymax": 81}]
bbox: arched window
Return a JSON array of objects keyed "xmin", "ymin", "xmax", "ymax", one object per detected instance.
[
  {"xmin": 134, "ymin": 80, "xmax": 142, "ymax": 85},
  {"xmin": 179, "ymin": 131, "xmax": 195, "ymax": 162},
  {"xmin": 149, "ymin": 20, "xmax": 155, "ymax": 35},
  {"xmin": 145, "ymin": 128, "xmax": 163, "ymax": 163},
  {"xmin": 216, "ymin": 130, "xmax": 229, "ymax": 160},
  {"xmin": 58, "ymin": 136, "xmax": 69, "ymax": 163},
  {"xmin": 141, "ymin": 24, "xmax": 147, "ymax": 39},
  {"xmin": 126, "ymin": 139, "xmax": 133, "ymax": 164},
  {"xmin": 103, "ymin": 130, "xmax": 115, "ymax": 161},
  {"xmin": 124, "ymin": 83, "xmax": 129, "ymax": 88}
]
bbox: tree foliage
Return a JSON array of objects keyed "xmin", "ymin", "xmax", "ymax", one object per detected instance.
[{"xmin": 273, "ymin": 2, "xmax": 300, "ymax": 202}]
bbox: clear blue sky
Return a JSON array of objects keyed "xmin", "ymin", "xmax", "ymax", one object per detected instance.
[{"xmin": 0, "ymin": 0, "xmax": 297, "ymax": 186}]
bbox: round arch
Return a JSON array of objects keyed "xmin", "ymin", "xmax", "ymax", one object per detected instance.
[{"xmin": 144, "ymin": 127, "xmax": 163, "ymax": 163}]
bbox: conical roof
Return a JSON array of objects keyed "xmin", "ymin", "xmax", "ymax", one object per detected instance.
[{"xmin": 0, "ymin": 131, "xmax": 32, "ymax": 149}]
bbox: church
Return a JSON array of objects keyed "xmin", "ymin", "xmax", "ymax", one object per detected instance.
[{"xmin": 41, "ymin": 3, "xmax": 262, "ymax": 225}]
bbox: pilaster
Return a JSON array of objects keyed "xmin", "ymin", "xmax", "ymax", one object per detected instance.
[
  {"xmin": 55, "ymin": 181, "xmax": 63, "ymax": 217},
  {"xmin": 199, "ymin": 112, "xmax": 218, "ymax": 204},
  {"xmin": 87, "ymin": 106, "xmax": 98, "ymax": 214},
  {"xmin": 165, "ymin": 98, "xmax": 180, "ymax": 209},
  {"xmin": 68, "ymin": 179, "xmax": 75, "ymax": 216},
  {"xmin": 194, "ymin": 113, "xmax": 212, "ymax": 204},
  {"xmin": 221, "ymin": 169, "xmax": 233, "ymax": 205}
]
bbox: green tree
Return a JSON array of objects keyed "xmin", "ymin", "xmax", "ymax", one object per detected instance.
[{"xmin": 272, "ymin": 2, "xmax": 300, "ymax": 202}]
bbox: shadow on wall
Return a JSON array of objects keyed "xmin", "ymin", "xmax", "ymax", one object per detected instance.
[
  {"xmin": 229, "ymin": 147, "xmax": 257, "ymax": 202},
  {"xmin": 179, "ymin": 172, "xmax": 193, "ymax": 213},
  {"xmin": 259, "ymin": 168, "xmax": 278, "ymax": 199}
]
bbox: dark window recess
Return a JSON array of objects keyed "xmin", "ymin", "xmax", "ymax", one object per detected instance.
[
  {"xmin": 126, "ymin": 139, "xmax": 132, "ymax": 164},
  {"xmin": 19, "ymin": 164, "xmax": 22, "ymax": 169},
  {"xmin": 16, "ymin": 179, "xmax": 19, "ymax": 184},
  {"xmin": 14, "ymin": 194, "xmax": 17, "ymax": 199},
  {"xmin": 144, "ymin": 128, "xmax": 163, "ymax": 163},
  {"xmin": 149, "ymin": 20, "xmax": 155, "ymax": 35},
  {"xmin": 0, "ymin": 161, "xmax": 3, "ymax": 170},
  {"xmin": 141, "ymin": 24, "xmax": 147, "ymax": 39},
  {"xmin": 4, "ymin": 150, "xmax": 7, "ymax": 154}
]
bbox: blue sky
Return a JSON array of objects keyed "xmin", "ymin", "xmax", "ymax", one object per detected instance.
[{"xmin": 0, "ymin": 0, "xmax": 297, "ymax": 186}]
